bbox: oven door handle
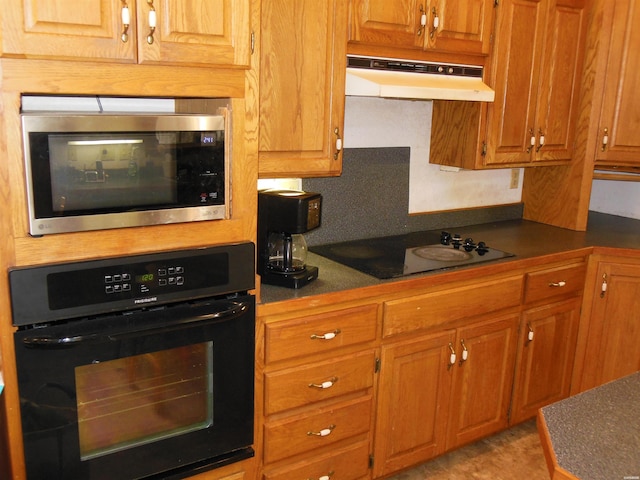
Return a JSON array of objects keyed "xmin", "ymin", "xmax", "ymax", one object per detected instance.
[
  {"xmin": 108, "ymin": 300, "xmax": 251, "ymax": 341},
  {"xmin": 21, "ymin": 300, "xmax": 251, "ymax": 348}
]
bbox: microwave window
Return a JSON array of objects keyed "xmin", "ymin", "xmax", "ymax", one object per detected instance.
[
  {"xmin": 29, "ymin": 130, "xmax": 225, "ymax": 216},
  {"xmin": 75, "ymin": 342, "xmax": 214, "ymax": 460}
]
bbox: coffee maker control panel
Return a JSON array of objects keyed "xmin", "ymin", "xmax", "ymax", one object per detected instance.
[{"xmin": 306, "ymin": 197, "xmax": 321, "ymax": 230}]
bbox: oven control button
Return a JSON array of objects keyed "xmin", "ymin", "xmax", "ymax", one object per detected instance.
[
  {"xmin": 105, "ymin": 285, "xmax": 114, "ymax": 294},
  {"xmin": 176, "ymin": 276, "xmax": 184, "ymax": 285},
  {"xmin": 122, "ymin": 283, "xmax": 131, "ymax": 291},
  {"xmin": 105, "ymin": 275, "xmax": 113, "ymax": 283},
  {"xmin": 176, "ymin": 266, "xmax": 184, "ymax": 274},
  {"xmin": 169, "ymin": 277, "xmax": 176, "ymax": 285},
  {"xmin": 159, "ymin": 269, "xmax": 167, "ymax": 276},
  {"xmin": 122, "ymin": 273, "xmax": 131, "ymax": 281},
  {"xmin": 168, "ymin": 267, "xmax": 176, "ymax": 275},
  {"xmin": 159, "ymin": 278, "xmax": 167, "ymax": 286}
]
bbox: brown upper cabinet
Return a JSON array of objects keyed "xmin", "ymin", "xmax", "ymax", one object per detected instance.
[
  {"xmin": 258, "ymin": 0, "xmax": 347, "ymax": 178},
  {"xmin": 348, "ymin": 0, "xmax": 495, "ymax": 60},
  {"xmin": 484, "ymin": 0, "xmax": 588, "ymax": 167},
  {"xmin": 1, "ymin": 0, "xmax": 251, "ymax": 67},
  {"xmin": 592, "ymin": 0, "xmax": 640, "ymax": 169},
  {"xmin": 430, "ymin": 0, "xmax": 588, "ymax": 169}
]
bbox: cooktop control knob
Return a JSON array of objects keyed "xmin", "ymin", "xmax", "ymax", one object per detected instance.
[
  {"xmin": 476, "ymin": 241, "xmax": 489, "ymax": 255},
  {"xmin": 463, "ymin": 238, "xmax": 476, "ymax": 252},
  {"xmin": 440, "ymin": 231, "xmax": 451, "ymax": 245}
]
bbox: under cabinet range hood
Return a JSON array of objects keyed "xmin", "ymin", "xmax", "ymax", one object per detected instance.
[{"xmin": 346, "ymin": 55, "xmax": 495, "ymax": 102}]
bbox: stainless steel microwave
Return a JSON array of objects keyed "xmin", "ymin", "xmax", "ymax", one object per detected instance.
[{"xmin": 21, "ymin": 113, "xmax": 229, "ymax": 235}]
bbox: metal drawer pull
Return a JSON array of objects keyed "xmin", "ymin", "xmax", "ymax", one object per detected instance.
[
  {"xmin": 146, "ymin": 0, "xmax": 157, "ymax": 45},
  {"xmin": 548, "ymin": 281, "xmax": 566, "ymax": 287},
  {"xmin": 448, "ymin": 342, "xmax": 457, "ymax": 369},
  {"xmin": 459, "ymin": 339, "xmax": 468, "ymax": 364},
  {"xmin": 121, "ymin": 1, "xmax": 130, "ymax": 43},
  {"xmin": 310, "ymin": 329, "xmax": 341, "ymax": 340},
  {"xmin": 527, "ymin": 323, "xmax": 534, "ymax": 343},
  {"xmin": 307, "ymin": 424, "xmax": 335, "ymax": 437},
  {"xmin": 309, "ymin": 377, "xmax": 338, "ymax": 389},
  {"xmin": 307, "ymin": 471, "xmax": 334, "ymax": 480}
]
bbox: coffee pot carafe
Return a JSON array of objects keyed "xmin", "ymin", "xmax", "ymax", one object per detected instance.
[{"xmin": 258, "ymin": 190, "xmax": 322, "ymax": 288}]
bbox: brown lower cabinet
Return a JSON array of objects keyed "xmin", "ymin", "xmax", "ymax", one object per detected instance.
[{"xmin": 256, "ymin": 253, "xmax": 628, "ymax": 480}]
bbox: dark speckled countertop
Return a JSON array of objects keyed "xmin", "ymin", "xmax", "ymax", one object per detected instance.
[
  {"xmin": 540, "ymin": 372, "xmax": 640, "ymax": 480},
  {"xmin": 259, "ymin": 211, "xmax": 640, "ymax": 305}
]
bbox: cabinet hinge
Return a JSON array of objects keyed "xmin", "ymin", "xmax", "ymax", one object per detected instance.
[
  {"xmin": 494, "ymin": 0, "xmax": 499, "ymax": 6},
  {"xmin": 369, "ymin": 454, "xmax": 374, "ymax": 469},
  {"xmin": 375, "ymin": 357, "xmax": 381, "ymax": 373},
  {"xmin": 481, "ymin": 142, "xmax": 487, "ymax": 157}
]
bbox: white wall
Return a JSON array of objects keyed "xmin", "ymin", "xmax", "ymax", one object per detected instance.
[
  {"xmin": 590, "ymin": 177, "xmax": 640, "ymax": 220},
  {"xmin": 343, "ymin": 96, "xmax": 522, "ymax": 213}
]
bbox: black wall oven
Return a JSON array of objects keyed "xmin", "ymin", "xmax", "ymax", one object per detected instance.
[{"xmin": 9, "ymin": 243, "xmax": 255, "ymax": 480}]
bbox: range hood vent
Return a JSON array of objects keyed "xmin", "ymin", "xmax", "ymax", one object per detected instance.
[{"xmin": 346, "ymin": 55, "xmax": 495, "ymax": 102}]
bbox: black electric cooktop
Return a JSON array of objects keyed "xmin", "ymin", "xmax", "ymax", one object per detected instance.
[{"xmin": 310, "ymin": 231, "xmax": 515, "ymax": 279}]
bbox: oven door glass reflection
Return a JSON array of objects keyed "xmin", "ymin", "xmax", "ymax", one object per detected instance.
[{"xmin": 75, "ymin": 342, "xmax": 213, "ymax": 460}]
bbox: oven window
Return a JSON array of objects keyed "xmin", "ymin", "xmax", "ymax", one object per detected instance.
[{"xmin": 74, "ymin": 342, "xmax": 213, "ymax": 460}]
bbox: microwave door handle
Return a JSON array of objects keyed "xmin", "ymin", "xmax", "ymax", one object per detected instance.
[{"xmin": 108, "ymin": 300, "xmax": 252, "ymax": 341}]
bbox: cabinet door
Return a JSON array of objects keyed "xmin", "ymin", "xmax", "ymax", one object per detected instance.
[
  {"xmin": 595, "ymin": 0, "xmax": 640, "ymax": 166},
  {"xmin": 446, "ymin": 313, "xmax": 519, "ymax": 449},
  {"xmin": 136, "ymin": 0, "xmax": 250, "ymax": 67},
  {"xmin": 1, "ymin": 0, "xmax": 135, "ymax": 61},
  {"xmin": 484, "ymin": 0, "xmax": 546, "ymax": 166},
  {"xmin": 258, "ymin": 0, "xmax": 347, "ymax": 177},
  {"xmin": 533, "ymin": 0, "xmax": 587, "ymax": 163},
  {"xmin": 581, "ymin": 262, "xmax": 640, "ymax": 389},
  {"xmin": 373, "ymin": 330, "xmax": 454, "ymax": 478},
  {"xmin": 429, "ymin": 0, "xmax": 495, "ymax": 55},
  {"xmin": 510, "ymin": 298, "xmax": 581, "ymax": 424},
  {"xmin": 349, "ymin": 0, "xmax": 425, "ymax": 50}
]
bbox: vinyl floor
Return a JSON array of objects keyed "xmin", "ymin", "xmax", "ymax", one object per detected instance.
[{"xmin": 384, "ymin": 419, "xmax": 549, "ymax": 480}]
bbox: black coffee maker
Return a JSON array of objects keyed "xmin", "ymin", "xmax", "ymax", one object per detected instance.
[{"xmin": 257, "ymin": 189, "xmax": 322, "ymax": 288}]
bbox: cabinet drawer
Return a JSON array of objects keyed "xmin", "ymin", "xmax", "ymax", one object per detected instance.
[
  {"xmin": 265, "ymin": 304, "xmax": 378, "ymax": 364},
  {"xmin": 265, "ymin": 350, "xmax": 375, "ymax": 415},
  {"xmin": 524, "ymin": 263, "xmax": 586, "ymax": 304},
  {"xmin": 263, "ymin": 396, "xmax": 372, "ymax": 464},
  {"xmin": 263, "ymin": 440, "xmax": 370, "ymax": 480},
  {"xmin": 383, "ymin": 275, "xmax": 523, "ymax": 337}
]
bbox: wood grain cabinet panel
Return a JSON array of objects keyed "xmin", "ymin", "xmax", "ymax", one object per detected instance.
[
  {"xmin": 524, "ymin": 262, "xmax": 586, "ymax": 304},
  {"xmin": 349, "ymin": 0, "xmax": 495, "ymax": 58},
  {"xmin": 484, "ymin": 0, "xmax": 588, "ymax": 167},
  {"xmin": 258, "ymin": 0, "xmax": 347, "ymax": 177},
  {"xmin": 510, "ymin": 298, "xmax": 581, "ymax": 424},
  {"xmin": 577, "ymin": 260, "xmax": 640, "ymax": 391},
  {"xmin": 264, "ymin": 350, "xmax": 375, "ymax": 415},
  {"xmin": 263, "ymin": 396, "xmax": 372, "ymax": 464},
  {"xmin": 1, "ymin": 0, "xmax": 250, "ymax": 67},
  {"xmin": 593, "ymin": 0, "xmax": 640, "ymax": 167},
  {"xmin": 383, "ymin": 275, "xmax": 523, "ymax": 337},
  {"xmin": 265, "ymin": 304, "xmax": 378, "ymax": 364}
]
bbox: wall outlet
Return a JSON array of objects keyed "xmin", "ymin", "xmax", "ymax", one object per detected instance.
[{"xmin": 510, "ymin": 169, "xmax": 520, "ymax": 189}]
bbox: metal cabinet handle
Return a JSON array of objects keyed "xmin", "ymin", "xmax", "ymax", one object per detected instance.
[
  {"xmin": 459, "ymin": 339, "xmax": 468, "ymax": 364},
  {"xmin": 526, "ymin": 323, "xmax": 534, "ymax": 343},
  {"xmin": 310, "ymin": 329, "xmax": 341, "ymax": 340},
  {"xmin": 536, "ymin": 129, "xmax": 545, "ymax": 152},
  {"xmin": 121, "ymin": 1, "xmax": 130, "ymax": 43},
  {"xmin": 307, "ymin": 424, "xmax": 335, "ymax": 437},
  {"xmin": 548, "ymin": 281, "xmax": 566, "ymax": 287},
  {"xmin": 333, "ymin": 128, "xmax": 342, "ymax": 160},
  {"xmin": 601, "ymin": 127, "xmax": 609, "ymax": 151},
  {"xmin": 526, "ymin": 128, "xmax": 535, "ymax": 153},
  {"xmin": 309, "ymin": 377, "xmax": 338, "ymax": 389},
  {"xmin": 417, "ymin": 4, "xmax": 428, "ymax": 36},
  {"xmin": 146, "ymin": 0, "xmax": 157, "ymax": 45},
  {"xmin": 448, "ymin": 342, "xmax": 457, "ymax": 369},
  {"xmin": 600, "ymin": 273, "xmax": 608, "ymax": 298},
  {"xmin": 307, "ymin": 471, "xmax": 335, "ymax": 480},
  {"xmin": 430, "ymin": 7, "xmax": 440, "ymax": 39}
]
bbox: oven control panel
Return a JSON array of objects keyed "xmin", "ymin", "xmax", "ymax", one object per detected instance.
[{"xmin": 9, "ymin": 243, "xmax": 255, "ymax": 326}]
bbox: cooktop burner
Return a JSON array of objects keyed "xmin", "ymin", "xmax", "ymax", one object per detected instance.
[{"xmin": 310, "ymin": 231, "xmax": 515, "ymax": 279}]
